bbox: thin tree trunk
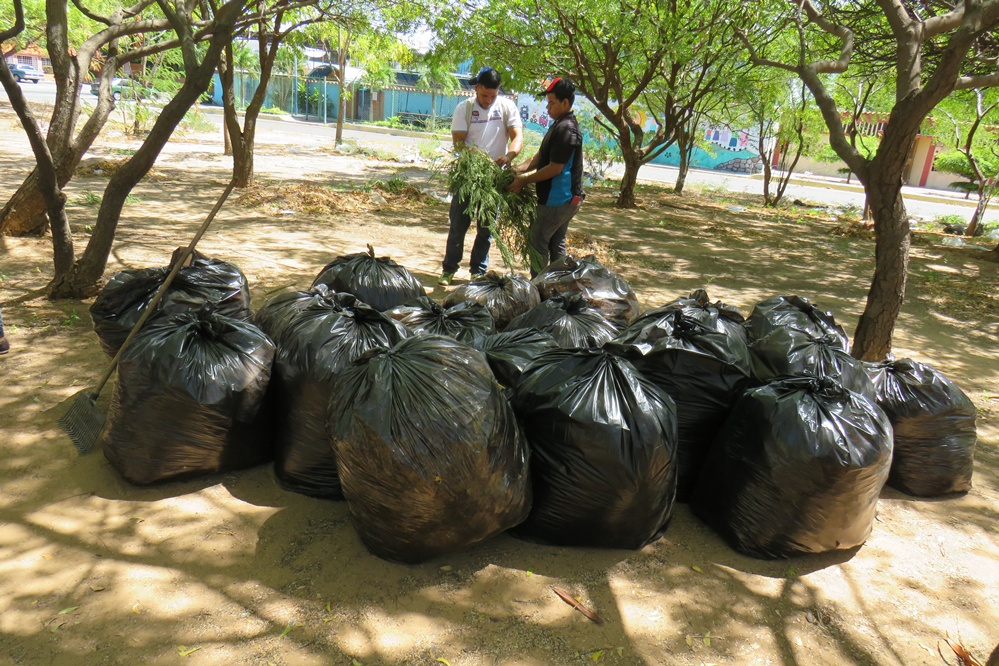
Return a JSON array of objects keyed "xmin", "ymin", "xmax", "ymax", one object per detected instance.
[
  {"xmin": 229, "ymin": 29, "xmax": 282, "ymax": 189},
  {"xmin": 759, "ymin": 129, "xmax": 774, "ymax": 206},
  {"xmin": 48, "ymin": 20, "xmax": 234, "ymax": 298},
  {"xmin": 1, "ymin": 43, "xmax": 118, "ymax": 234},
  {"xmin": 673, "ymin": 127, "xmax": 691, "ymax": 195},
  {"xmin": 334, "ymin": 48, "xmax": 348, "ymax": 145},
  {"xmin": 770, "ymin": 122, "xmax": 806, "ymax": 207},
  {"xmin": 0, "ymin": 13, "xmax": 73, "ymax": 276},
  {"xmin": 851, "ymin": 180, "xmax": 909, "ymax": 361},
  {"xmin": 616, "ymin": 151, "xmax": 641, "ymax": 208}
]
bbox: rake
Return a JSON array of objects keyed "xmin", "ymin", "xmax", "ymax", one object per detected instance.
[{"xmin": 59, "ymin": 177, "xmax": 238, "ymax": 453}]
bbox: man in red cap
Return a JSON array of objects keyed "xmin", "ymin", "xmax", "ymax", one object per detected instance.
[{"xmin": 507, "ymin": 77, "xmax": 584, "ymax": 277}]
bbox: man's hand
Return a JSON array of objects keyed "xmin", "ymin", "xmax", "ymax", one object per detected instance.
[
  {"xmin": 495, "ymin": 151, "xmax": 516, "ymax": 167},
  {"xmin": 506, "ymin": 176, "xmax": 528, "ymax": 193}
]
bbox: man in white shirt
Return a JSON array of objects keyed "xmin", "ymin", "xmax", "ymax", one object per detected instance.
[{"xmin": 439, "ymin": 67, "xmax": 523, "ymax": 286}]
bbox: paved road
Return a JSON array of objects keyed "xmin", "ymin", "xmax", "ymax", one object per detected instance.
[
  {"xmin": 217, "ymin": 113, "xmax": 998, "ymax": 226},
  {"xmin": 5, "ymin": 81, "xmax": 997, "ymax": 226}
]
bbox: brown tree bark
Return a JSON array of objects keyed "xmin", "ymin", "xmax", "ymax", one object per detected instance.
[
  {"xmin": 334, "ymin": 47, "xmax": 348, "ymax": 146},
  {"xmin": 223, "ymin": 20, "xmax": 283, "ymax": 189},
  {"xmin": 616, "ymin": 150, "xmax": 641, "ymax": 208},
  {"xmin": 0, "ymin": 0, "xmax": 122, "ymax": 237},
  {"xmin": 0, "ymin": 0, "xmax": 72, "ymax": 273},
  {"xmin": 49, "ymin": 2, "xmax": 242, "ymax": 298},
  {"xmin": 673, "ymin": 121, "xmax": 692, "ymax": 195},
  {"xmin": 849, "ymin": 108, "xmax": 921, "ymax": 361}
]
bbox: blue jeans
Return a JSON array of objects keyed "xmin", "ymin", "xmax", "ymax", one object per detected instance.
[{"xmin": 442, "ymin": 194, "xmax": 491, "ymax": 275}]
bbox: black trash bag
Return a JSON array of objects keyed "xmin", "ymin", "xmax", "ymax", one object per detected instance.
[
  {"xmin": 101, "ymin": 307, "xmax": 275, "ymax": 485},
  {"xmin": 690, "ymin": 376, "xmax": 893, "ymax": 559},
  {"xmin": 506, "ymin": 293, "xmax": 621, "ymax": 348},
  {"xmin": 90, "ymin": 253, "xmax": 252, "ymax": 357},
  {"xmin": 471, "ymin": 328, "xmax": 560, "ymax": 389},
  {"xmin": 748, "ymin": 327, "xmax": 875, "ymax": 401},
  {"xmin": 385, "ymin": 296, "xmax": 495, "ymax": 342},
  {"xmin": 253, "ymin": 283, "xmax": 337, "ymax": 345},
  {"xmin": 744, "ymin": 294, "xmax": 850, "ymax": 352},
  {"xmin": 443, "ymin": 271, "xmax": 540, "ymax": 331},
  {"xmin": 311, "ymin": 245, "xmax": 424, "ymax": 312},
  {"xmin": 866, "ymin": 357, "xmax": 976, "ymax": 497},
  {"xmin": 608, "ymin": 307, "xmax": 753, "ymax": 500},
  {"xmin": 510, "ymin": 348, "xmax": 678, "ymax": 548},
  {"xmin": 663, "ymin": 289, "xmax": 748, "ymax": 343},
  {"xmin": 328, "ymin": 335, "xmax": 531, "ymax": 563},
  {"xmin": 270, "ymin": 292, "xmax": 411, "ymax": 498},
  {"xmin": 533, "ymin": 255, "xmax": 640, "ymax": 329}
]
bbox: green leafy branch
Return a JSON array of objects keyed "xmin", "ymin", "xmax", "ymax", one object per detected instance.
[{"xmin": 444, "ymin": 149, "xmax": 543, "ymax": 271}]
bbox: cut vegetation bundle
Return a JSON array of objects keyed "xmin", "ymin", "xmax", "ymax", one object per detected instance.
[{"xmin": 445, "ymin": 149, "xmax": 540, "ymax": 270}]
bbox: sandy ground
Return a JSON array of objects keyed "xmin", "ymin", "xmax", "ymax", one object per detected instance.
[{"xmin": 1, "ymin": 106, "xmax": 998, "ymax": 666}]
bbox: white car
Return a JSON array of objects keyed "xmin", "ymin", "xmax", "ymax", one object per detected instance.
[{"xmin": 10, "ymin": 64, "xmax": 43, "ymax": 83}]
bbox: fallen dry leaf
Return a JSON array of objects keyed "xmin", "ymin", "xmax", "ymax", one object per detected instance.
[{"xmin": 551, "ymin": 587, "xmax": 603, "ymax": 625}]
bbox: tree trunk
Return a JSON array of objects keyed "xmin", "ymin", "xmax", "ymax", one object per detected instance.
[
  {"xmin": 0, "ymin": 53, "xmax": 73, "ymax": 277},
  {"xmin": 770, "ymin": 123, "xmax": 806, "ymax": 207},
  {"xmin": 616, "ymin": 150, "xmax": 641, "ymax": 208},
  {"xmin": 673, "ymin": 159, "xmax": 688, "ymax": 195},
  {"xmin": 1, "ymin": 60, "xmax": 117, "ymax": 236},
  {"xmin": 761, "ymin": 155, "xmax": 773, "ymax": 206},
  {"xmin": 229, "ymin": 35, "xmax": 280, "ymax": 189},
  {"xmin": 335, "ymin": 86, "xmax": 346, "ymax": 145},
  {"xmin": 851, "ymin": 179, "xmax": 910, "ymax": 362},
  {"xmin": 673, "ymin": 131, "xmax": 690, "ymax": 195},
  {"xmin": 49, "ymin": 31, "xmax": 232, "ymax": 298},
  {"xmin": 0, "ymin": 151, "xmax": 88, "ymax": 236},
  {"xmin": 0, "ymin": 174, "xmax": 51, "ymax": 236},
  {"xmin": 966, "ymin": 205, "xmax": 982, "ymax": 237}
]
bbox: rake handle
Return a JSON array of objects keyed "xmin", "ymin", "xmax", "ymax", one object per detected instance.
[{"xmin": 89, "ymin": 176, "xmax": 239, "ymax": 398}]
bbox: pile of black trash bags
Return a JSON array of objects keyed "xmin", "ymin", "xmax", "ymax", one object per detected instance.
[{"xmin": 91, "ymin": 250, "xmax": 978, "ymax": 563}]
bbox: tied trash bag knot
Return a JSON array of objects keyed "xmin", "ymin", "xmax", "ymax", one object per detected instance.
[{"xmin": 668, "ymin": 311, "xmax": 711, "ymax": 341}]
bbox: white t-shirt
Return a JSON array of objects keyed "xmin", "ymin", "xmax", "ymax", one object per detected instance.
[{"xmin": 451, "ymin": 96, "xmax": 522, "ymax": 159}]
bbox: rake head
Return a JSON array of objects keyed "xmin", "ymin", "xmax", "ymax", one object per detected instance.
[{"xmin": 58, "ymin": 390, "xmax": 105, "ymax": 454}]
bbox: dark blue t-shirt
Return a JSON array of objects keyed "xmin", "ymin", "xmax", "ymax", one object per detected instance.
[{"xmin": 537, "ymin": 111, "xmax": 583, "ymax": 206}]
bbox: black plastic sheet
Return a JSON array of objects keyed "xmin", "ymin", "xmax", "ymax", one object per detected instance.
[
  {"xmin": 101, "ymin": 307, "xmax": 275, "ymax": 485},
  {"xmin": 263, "ymin": 291, "xmax": 411, "ymax": 498},
  {"xmin": 311, "ymin": 246, "xmax": 423, "ymax": 311},
  {"xmin": 328, "ymin": 335, "xmax": 531, "ymax": 563},
  {"xmin": 511, "ymin": 348, "xmax": 678, "ymax": 548},
  {"xmin": 533, "ymin": 255, "xmax": 640, "ymax": 329},
  {"xmin": 749, "ymin": 328, "xmax": 875, "ymax": 400},
  {"xmin": 90, "ymin": 254, "xmax": 252, "ymax": 357},
  {"xmin": 744, "ymin": 295, "xmax": 850, "ymax": 352},
  {"xmin": 690, "ymin": 377, "xmax": 893, "ymax": 559},
  {"xmin": 506, "ymin": 293, "xmax": 621, "ymax": 348},
  {"xmin": 866, "ymin": 357, "xmax": 976, "ymax": 496},
  {"xmin": 443, "ymin": 271, "xmax": 540, "ymax": 331},
  {"xmin": 608, "ymin": 307, "xmax": 753, "ymax": 500},
  {"xmin": 385, "ymin": 296, "xmax": 495, "ymax": 342},
  {"xmin": 471, "ymin": 328, "xmax": 560, "ymax": 389}
]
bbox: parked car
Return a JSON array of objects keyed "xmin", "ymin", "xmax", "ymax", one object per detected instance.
[
  {"xmin": 10, "ymin": 64, "xmax": 43, "ymax": 83},
  {"xmin": 89, "ymin": 77, "xmax": 157, "ymax": 101}
]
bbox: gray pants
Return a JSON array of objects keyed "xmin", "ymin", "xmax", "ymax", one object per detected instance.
[{"xmin": 530, "ymin": 201, "xmax": 580, "ymax": 277}]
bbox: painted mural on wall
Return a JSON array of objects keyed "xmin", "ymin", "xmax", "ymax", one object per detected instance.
[{"xmin": 514, "ymin": 93, "xmax": 764, "ymax": 175}]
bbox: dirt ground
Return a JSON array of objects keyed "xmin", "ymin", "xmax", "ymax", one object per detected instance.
[{"xmin": 1, "ymin": 106, "xmax": 998, "ymax": 666}]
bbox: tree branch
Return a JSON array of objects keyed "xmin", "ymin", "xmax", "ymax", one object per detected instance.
[
  {"xmin": 800, "ymin": 0, "xmax": 854, "ymax": 73},
  {"xmin": 69, "ymin": 0, "xmax": 112, "ymax": 26},
  {"xmin": 954, "ymin": 71, "xmax": 999, "ymax": 90}
]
